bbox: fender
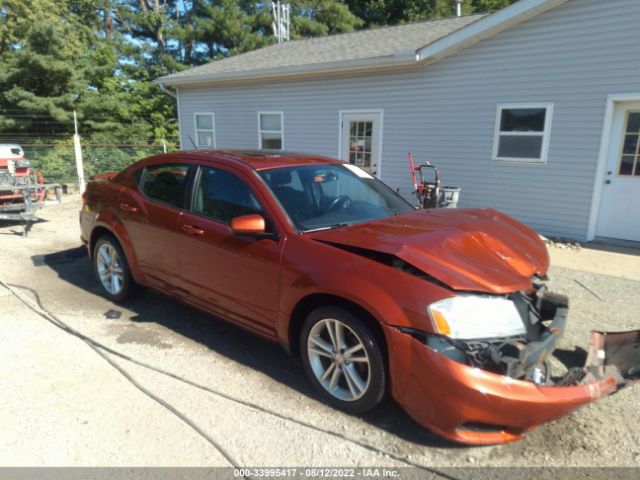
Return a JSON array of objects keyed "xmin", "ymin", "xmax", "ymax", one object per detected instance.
[
  {"xmin": 92, "ymin": 211, "xmax": 146, "ymax": 285},
  {"xmin": 277, "ymin": 269, "xmax": 437, "ymax": 347}
]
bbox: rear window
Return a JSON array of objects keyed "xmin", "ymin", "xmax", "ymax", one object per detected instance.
[{"xmin": 139, "ymin": 164, "xmax": 189, "ymax": 208}]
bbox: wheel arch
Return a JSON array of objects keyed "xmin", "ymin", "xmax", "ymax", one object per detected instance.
[
  {"xmin": 288, "ymin": 293, "xmax": 388, "ymax": 362},
  {"xmin": 89, "ymin": 226, "xmax": 116, "ymax": 258},
  {"xmin": 89, "ymin": 220, "xmax": 144, "ymax": 284}
]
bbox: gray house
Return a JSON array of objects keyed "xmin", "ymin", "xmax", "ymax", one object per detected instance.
[{"xmin": 157, "ymin": 0, "xmax": 640, "ymax": 242}]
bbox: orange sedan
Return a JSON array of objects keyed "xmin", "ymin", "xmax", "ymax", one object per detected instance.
[{"xmin": 80, "ymin": 150, "xmax": 638, "ymax": 445}]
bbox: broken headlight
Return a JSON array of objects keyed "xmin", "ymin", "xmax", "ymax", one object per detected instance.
[{"xmin": 428, "ymin": 295, "xmax": 526, "ymax": 340}]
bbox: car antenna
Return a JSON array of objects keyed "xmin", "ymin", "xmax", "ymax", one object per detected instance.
[{"xmin": 187, "ymin": 135, "xmax": 197, "ymax": 149}]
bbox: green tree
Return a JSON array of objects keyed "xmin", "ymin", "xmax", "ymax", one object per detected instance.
[
  {"xmin": 0, "ymin": 16, "xmax": 86, "ymax": 135},
  {"xmin": 466, "ymin": 0, "xmax": 517, "ymax": 13},
  {"xmin": 185, "ymin": 0, "xmax": 271, "ymax": 62},
  {"xmin": 290, "ymin": 0, "xmax": 363, "ymax": 37},
  {"xmin": 344, "ymin": 0, "xmax": 516, "ymax": 26}
]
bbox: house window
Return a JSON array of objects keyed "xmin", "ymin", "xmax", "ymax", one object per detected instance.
[
  {"xmin": 258, "ymin": 112, "xmax": 283, "ymax": 150},
  {"xmin": 492, "ymin": 104, "xmax": 553, "ymax": 163},
  {"xmin": 195, "ymin": 113, "xmax": 215, "ymax": 148},
  {"xmin": 619, "ymin": 111, "xmax": 640, "ymax": 176}
]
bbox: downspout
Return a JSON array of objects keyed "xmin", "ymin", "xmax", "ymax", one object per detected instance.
[
  {"xmin": 159, "ymin": 82, "xmax": 177, "ymax": 98},
  {"xmin": 156, "ymin": 81, "xmax": 181, "ymax": 150}
]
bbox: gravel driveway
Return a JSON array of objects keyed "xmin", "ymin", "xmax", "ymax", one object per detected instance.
[{"xmin": 0, "ymin": 196, "xmax": 638, "ymax": 471}]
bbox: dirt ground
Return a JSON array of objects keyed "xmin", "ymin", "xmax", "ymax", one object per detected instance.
[{"xmin": 0, "ymin": 195, "xmax": 639, "ymax": 470}]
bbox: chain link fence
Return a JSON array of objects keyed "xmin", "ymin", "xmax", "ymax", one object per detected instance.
[
  {"xmin": 2, "ymin": 109, "xmax": 178, "ymax": 190},
  {"xmin": 21, "ymin": 142, "xmax": 174, "ymax": 188}
]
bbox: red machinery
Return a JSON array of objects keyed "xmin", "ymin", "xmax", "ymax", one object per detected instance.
[
  {"xmin": 0, "ymin": 144, "xmax": 61, "ymax": 235},
  {"xmin": 408, "ymin": 152, "xmax": 460, "ymax": 209}
]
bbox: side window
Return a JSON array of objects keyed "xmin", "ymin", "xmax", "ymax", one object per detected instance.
[
  {"xmin": 193, "ymin": 166, "xmax": 263, "ymax": 224},
  {"xmin": 139, "ymin": 164, "xmax": 190, "ymax": 208}
]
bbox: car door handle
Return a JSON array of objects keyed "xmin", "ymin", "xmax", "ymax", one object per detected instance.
[
  {"xmin": 119, "ymin": 203, "xmax": 138, "ymax": 213},
  {"xmin": 181, "ymin": 224, "xmax": 205, "ymax": 235}
]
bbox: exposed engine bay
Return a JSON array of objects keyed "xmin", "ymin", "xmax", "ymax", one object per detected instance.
[
  {"xmin": 405, "ymin": 278, "xmax": 640, "ymax": 388},
  {"xmin": 433, "ymin": 281, "xmax": 569, "ymax": 384}
]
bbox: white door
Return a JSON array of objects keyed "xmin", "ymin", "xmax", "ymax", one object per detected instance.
[
  {"xmin": 340, "ymin": 111, "xmax": 382, "ymax": 177},
  {"xmin": 596, "ymin": 102, "xmax": 640, "ymax": 241}
]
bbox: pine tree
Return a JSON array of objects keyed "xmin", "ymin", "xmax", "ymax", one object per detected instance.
[
  {"xmin": 0, "ymin": 0, "xmax": 177, "ymax": 147},
  {"xmin": 344, "ymin": 0, "xmax": 517, "ymax": 27},
  {"xmin": 290, "ymin": 0, "xmax": 363, "ymax": 37},
  {"xmin": 0, "ymin": 5, "xmax": 87, "ymax": 137}
]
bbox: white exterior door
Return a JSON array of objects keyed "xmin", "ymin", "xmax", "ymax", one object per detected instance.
[
  {"xmin": 340, "ymin": 111, "xmax": 382, "ymax": 177},
  {"xmin": 596, "ymin": 102, "xmax": 640, "ymax": 241}
]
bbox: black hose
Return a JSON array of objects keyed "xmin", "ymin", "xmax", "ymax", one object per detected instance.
[
  {"xmin": 0, "ymin": 279, "xmax": 244, "ymax": 474},
  {"xmin": 1, "ymin": 279, "xmax": 461, "ymax": 480}
]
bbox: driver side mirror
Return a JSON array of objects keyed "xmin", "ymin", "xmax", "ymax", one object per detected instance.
[{"xmin": 230, "ymin": 214, "xmax": 275, "ymax": 238}]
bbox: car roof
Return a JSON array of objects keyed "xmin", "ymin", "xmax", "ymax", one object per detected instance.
[{"xmin": 173, "ymin": 149, "xmax": 343, "ymax": 171}]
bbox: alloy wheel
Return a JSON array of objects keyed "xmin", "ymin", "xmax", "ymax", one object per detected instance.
[
  {"xmin": 307, "ymin": 318, "xmax": 371, "ymax": 401},
  {"xmin": 96, "ymin": 243, "xmax": 124, "ymax": 295}
]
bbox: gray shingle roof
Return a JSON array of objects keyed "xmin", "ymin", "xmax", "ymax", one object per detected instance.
[{"xmin": 159, "ymin": 14, "xmax": 487, "ymax": 85}]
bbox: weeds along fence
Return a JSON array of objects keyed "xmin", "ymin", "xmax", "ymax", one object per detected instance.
[
  {"xmin": 21, "ymin": 142, "xmax": 173, "ymax": 187},
  {"xmin": 1, "ymin": 109, "xmax": 179, "ymax": 189}
]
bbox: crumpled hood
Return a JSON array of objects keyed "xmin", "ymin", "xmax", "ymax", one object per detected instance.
[{"xmin": 309, "ymin": 208, "xmax": 549, "ymax": 294}]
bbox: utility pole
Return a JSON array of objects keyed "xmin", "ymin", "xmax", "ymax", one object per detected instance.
[
  {"xmin": 73, "ymin": 110, "xmax": 86, "ymax": 194},
  {"xmin": 455, "ymin": 0, "xmax": 462, "ymax": 17}
]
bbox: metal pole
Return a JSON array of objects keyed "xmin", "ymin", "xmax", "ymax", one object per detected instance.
[
  {"xmin": 456, "ymin": 0, "xmax": 462, "ymax": 17},
  {"xmin": 284, "ymin": 3, "xmax": 290, "ymax": 41},
  {"xmin": 73, "ymin": 110, "xmax": 86, "ymax": 194},
  {"xmin": 271, "ymin": 1, "xmax": 290, "ymax": 43}
]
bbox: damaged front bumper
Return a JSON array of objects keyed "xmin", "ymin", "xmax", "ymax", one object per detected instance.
[{"xmin": 385, "ymin": 323, "xmax": 640, "ymax": 445}]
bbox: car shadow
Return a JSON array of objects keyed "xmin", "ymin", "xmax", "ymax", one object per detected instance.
[
  {"xmin": 550, "ymin": 346, "xmax": 589, "ymax": 384},
  {"xmin": 552, "ymin": 347, "xmax": 588, "ymax": 368},
  {"xmin": 33, "ymin": 246, "xmax": 460, "ymax": 450}
]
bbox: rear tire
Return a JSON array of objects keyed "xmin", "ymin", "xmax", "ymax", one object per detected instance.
[
  {"xmin": 93, "ymin": 235, "xmax": 138, "ymax": 303},
  {"xmin": 300, "ymin": 306, "xmax": 387, "ymax": 414}
]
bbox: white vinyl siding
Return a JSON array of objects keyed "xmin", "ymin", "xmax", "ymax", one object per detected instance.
[
  {"xmin": 258, "ymin": 112, "xmax": 284, "ymax": 149},
  {"xmin": 176, "ymin": 0, "xmax": 640, "ymax": 240},
  {"xmin": 492, "ymin": 103, "xmax": 553, "ymax": 164},
  {"xmin": 194, "ymin": 113, "xmax": 215, "ymax": 148}
]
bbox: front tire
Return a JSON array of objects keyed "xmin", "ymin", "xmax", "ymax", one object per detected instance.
[
  {"xmin": 300, "ymin": 306, "xmax": 387, "ymax": 414},
  {"xmin": 93, "ymin": 235, "xmax": 137, "ymax": 303}
]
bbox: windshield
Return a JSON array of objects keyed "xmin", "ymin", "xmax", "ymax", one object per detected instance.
[{"xmin": 259, "ymin": 164, "xmax": 413, "ymax": 232}]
